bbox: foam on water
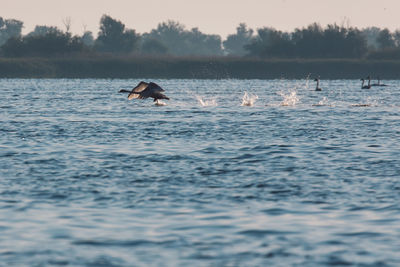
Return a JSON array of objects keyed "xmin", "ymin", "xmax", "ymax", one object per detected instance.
[{"xmin": 241, "ymin": 91, "xmax": 258, "ymax": 106}]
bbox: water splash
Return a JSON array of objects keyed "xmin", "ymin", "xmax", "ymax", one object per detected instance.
[
  {"xmin": 304, "ymin": 73, "xmax": 312, "ymax": 90},
  {"xmin": 195, "ymin": 95, "xmax": 217, "ymax": 107},
  {"xmin": 241, "ymin": 91, "xmax": 259, "ymax": 106},
  {"xmin": 278, "ymin": 91, "xmax": 299, "ymax": 106},
  {"xmin": 312, "ymin": 97, "xmax": 329, "ymax": 106},
  {"xmin": 155, "ymin": 100, "xmax": 167, "ymax": 106},
  {"xmin": 274, "ymin": 76, "xmax": 311, "ymax": 106}
]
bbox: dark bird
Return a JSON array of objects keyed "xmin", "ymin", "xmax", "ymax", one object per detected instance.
[
  {"xmin": 314, "ymin": 78, "xmax": 322, "ymax": 91},
  {"xmin": 361, "ymin": 77, "xmax": 371, "ymax": 89},
  {"xmin": 119, "ymin": 81, "xmax": 170, "ymax": 102},
  {"xmin": 371, "ymin": 76, "xmax": 388, "ymax": 87}
]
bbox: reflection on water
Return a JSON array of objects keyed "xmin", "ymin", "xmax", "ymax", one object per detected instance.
[{"xmin": 1, "ymin": 78, "xmax": 400, "ymax": 266}]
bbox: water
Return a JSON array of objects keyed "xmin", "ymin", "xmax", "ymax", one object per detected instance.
[{"xmin": 1, "ymin": 78, "xmax": 400, "ymax": 266}]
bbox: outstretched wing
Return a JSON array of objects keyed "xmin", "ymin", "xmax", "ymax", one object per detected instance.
[
  {"xmin": 147, "ymin": 82, "xmax": 165, "ymax": 93},
  {"xmin": 139, "ymin": 82, "xmax": 165, "ymax": 98},
  {"xmin": 128, "ymin": 81, "xmax": 149, "ymax": 100}
]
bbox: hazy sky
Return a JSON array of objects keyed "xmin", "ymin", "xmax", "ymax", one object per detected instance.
[{"xmin": 3, "ymin": 0, "xmax": 400, "ymax": 37}]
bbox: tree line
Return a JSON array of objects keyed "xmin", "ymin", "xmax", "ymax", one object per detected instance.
[{"xmin": 1, "ymin": 15, "xmax": 400, "ymax": 59}]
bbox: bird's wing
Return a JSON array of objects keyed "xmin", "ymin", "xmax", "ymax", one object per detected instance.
[
  {"xmin": 147, "ymin": 82, "xmax": 165, "ymax": 93},
  {"xmin": 128, "ymin": 81, "xmax": 148, "ymax": 100},
  {"xmin": 138, "ymin": 82, "xmax": 165, "ymax": 98}
]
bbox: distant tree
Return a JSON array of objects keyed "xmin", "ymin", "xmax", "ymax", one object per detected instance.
[
  {"xmin": 0, "ymin": 17, "xmax": 23, "ymax": 46},
  {"xmin": 27, "ymin": 25, "xmax": 60, "ymax": 37},
  {"xmin": 145, "ymin": 20, "xmax": 186, "ymax": 55},
  {"xmin": 1, "ymin": 27, "xmax": 86, "ymax": 57},
  {"xmin": 322, "ymin": 24, "xmax": 347, "ymax": 57},
  {"xmin": 0, "ymin": 37, "xmax": 23, "ymax": 56},
  {"xmin": 223, "ymin": 23, "xmax": 253, "ymax": 56},
  {"xmin": 344, "ymin": 28, "xmax": 368, "ymax": 58},
  {"xmin": 81, "ymin": 31, "xmax": 94, "ymax": 47},
  {"xmin": 246, "ymin": 27, "xmax": 293, "ymax": 58},
  {"xmin": 144, "ymin": 20, "xmax": 223, "ymax": 56},
  {"xmin": 292, "ymin": 23, "xmax": 325, "ymax": 58},
  {"xmin": 320, "ymin": 24, "xmax": 367, "ymax": 58},
  {"xmin": 94, "ymin": 15, "xmax": 140, "ymax": 53},
  {"xmin": 362, "ymin": 27, "xmax": 381, "ymax": 49},
  {"xmin": 186, "ymin": 27, "xmax": 223, "ymax": 56},
  {"xmin": 376, "ymin": 28, "xmax": 395, "ymax": 49},
  {"xmin": 62, "ymin": 17, "xmax": 72, "ymax": 33},
  {"xmin": 140, "ymin": 38, "xmax": 168, "ymax": 55},
  {"xmin": 393, "ymin": 30, "xmax": 400, "ymax": 47},
  {"xmin": 245, "ymin": 23, "xmax": 367, "ymax": 59}
]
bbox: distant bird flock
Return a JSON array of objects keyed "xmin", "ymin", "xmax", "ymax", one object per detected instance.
[{"xmin": 312, "ymin": 76, "xmax": 389, "ymax": 91}]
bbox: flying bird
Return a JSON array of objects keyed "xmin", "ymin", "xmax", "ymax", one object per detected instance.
[{"xmin": 119, "ymin": 81, "xmax": 170, "ymax": 102}]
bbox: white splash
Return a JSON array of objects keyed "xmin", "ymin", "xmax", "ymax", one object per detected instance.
[
  {"xmin": 313, "ymin": 97, "xmax": 329, "ymax": 106},
  {"xmin": 278, "ymin": 90, "xmax": 299, "ymax": 106},
  {"xmin": 241, "ymin": 91, "xmax": 259, "ymax": 106},
  {"xmin": 195, "ymin": 95, "xmax": 217, "ymax": 107},
  {"xmin": 155, "ymin": 100, "xmax": 167, "ymax": 106}
]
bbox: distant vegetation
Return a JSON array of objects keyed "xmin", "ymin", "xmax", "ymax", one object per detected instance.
[
  {"xmin": 1, "ymin": 15, "xmax": 400, "ymax": 78},
  {"xmin": 2, "ymin": 57, "xmax": 400, "ymax": 79}
]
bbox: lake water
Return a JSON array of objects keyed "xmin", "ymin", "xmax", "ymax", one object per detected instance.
[{"xmin": 1, "ymin": 78, "xmax": 400, "ymax": 266}]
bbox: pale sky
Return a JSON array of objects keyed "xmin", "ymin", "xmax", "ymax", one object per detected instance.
[{"xmin": 3, "ymin": 0, "xmax": 400, "ymax": 37}]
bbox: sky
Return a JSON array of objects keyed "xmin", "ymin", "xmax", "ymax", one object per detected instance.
[{"xmin": 2, "ymin": 0, "xmax": 400, "ymax": 37}]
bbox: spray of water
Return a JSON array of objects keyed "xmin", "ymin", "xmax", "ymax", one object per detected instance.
[
  {"xmin": 312, "ymin": 97, "xmax": 329, "ymax": 106},
  {"xmin": 241, "ymin": 91, "xmax": 259, "ymax": 106},
  {"xmin": 154, "ymin": 99, "xmax": 167, "ymax": 106},
  {"xmin": 278, "ymin": 91, "xmax": 299, "ymax": 106},
  {"xmin": 195, "ymin": 95, "xmax": 218, "ymax": 107},
  {"xmin": 275, "ymin": 76, "xmax": 311, "ymax": 106}
]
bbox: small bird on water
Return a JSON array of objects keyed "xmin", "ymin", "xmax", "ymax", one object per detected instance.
[
  {"xmin": 360, "ymin": 77, "xmax": 371, "ymax": 89},
  {"xmin": 119, "ymin": 81, "xmax": 170, "ymax": 104},
  {"xmin": 314, "ymin": 78, "xmax": 322, "ymax": 91}
]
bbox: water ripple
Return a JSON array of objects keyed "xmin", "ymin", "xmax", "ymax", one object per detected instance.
[{"xmin": 1, "ymin": 78, "xmax": 400, "ymax": 266}]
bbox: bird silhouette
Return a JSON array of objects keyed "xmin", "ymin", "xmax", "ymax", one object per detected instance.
[
  {"xmin": 314, "ymin": 78, "xmax": 322, "ymax": 91},
  {"xmin": 119, "ymin": 81, "xmax": 170, "ymax": 102},
  {"xmin": 361, "ymin": 77, "xmax": 371, "ymax": 89}
]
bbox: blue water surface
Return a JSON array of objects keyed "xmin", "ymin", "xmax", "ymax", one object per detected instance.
[{"xmin": 1, "ymin": 78, "xmax": 400, "ymax": 266}]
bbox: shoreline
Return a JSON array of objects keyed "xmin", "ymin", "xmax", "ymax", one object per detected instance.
[{"xmin": 1, "ymin": 57, "xmax": 399, "ymax": 79}]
